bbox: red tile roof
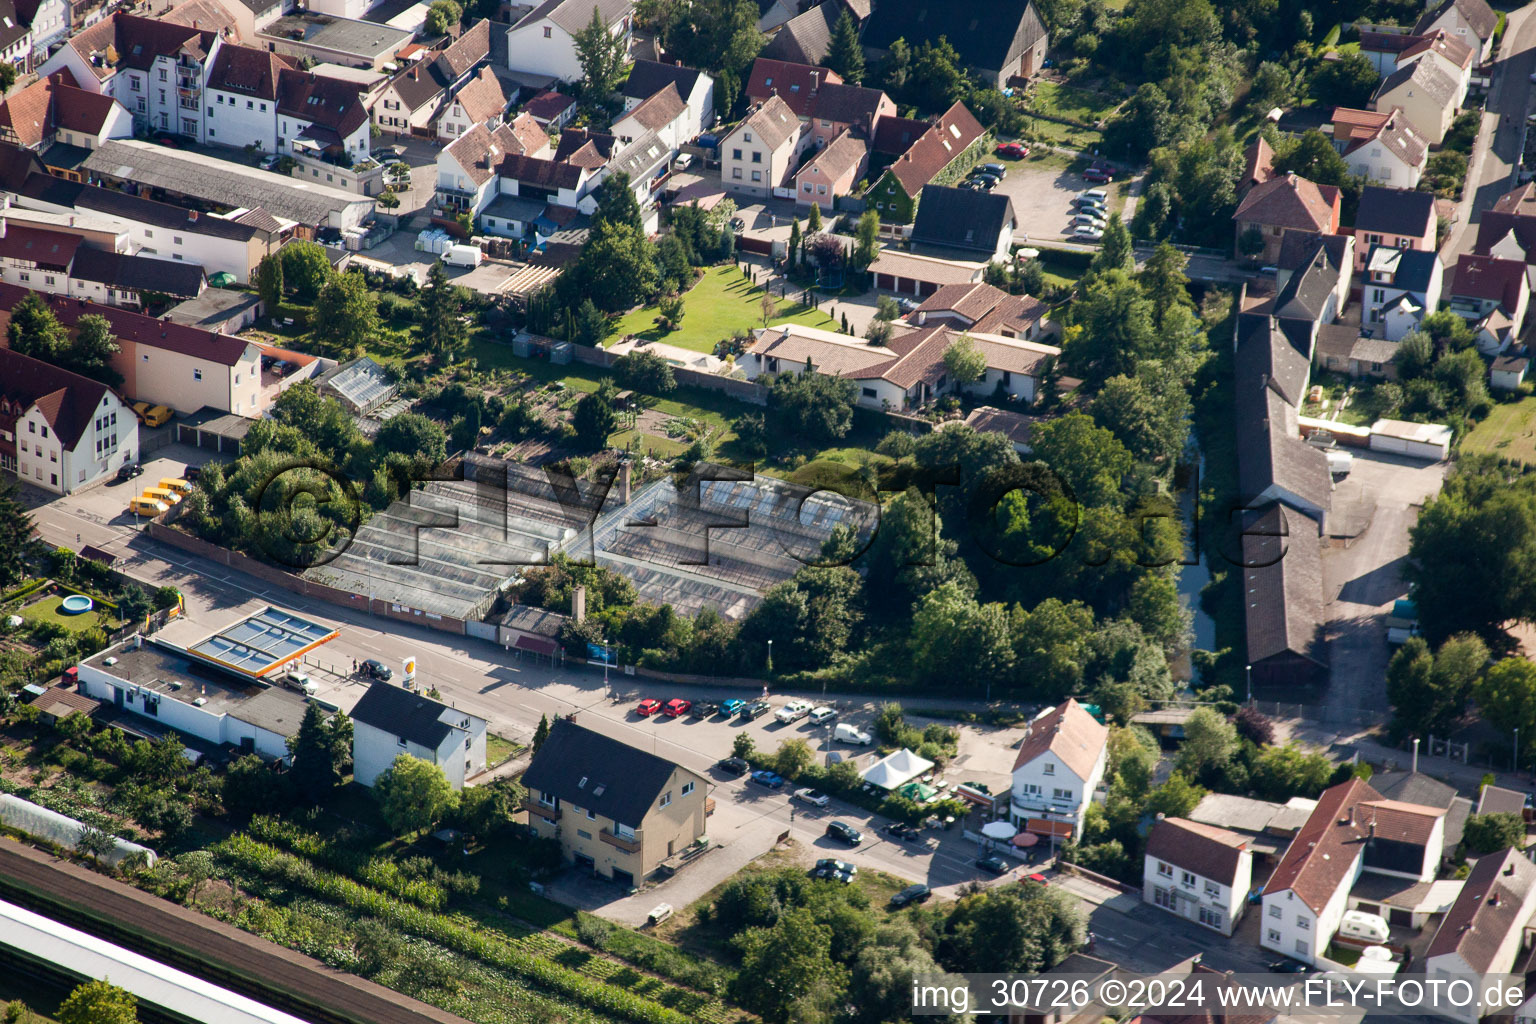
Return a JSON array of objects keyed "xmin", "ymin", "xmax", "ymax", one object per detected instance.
[
  {"xmin": 884, "ymin": 101, "xmax": 985, "ymax": 195},
  {"xmin": 1233, "ymin": 172, "xmax": 1339, "ymax": 233},
  {"xmin": 0, "ymin": 284, "xmax": 253, "ymax": 366},
  {"xmin": 0, "ymin": 71, "xmax": 122, "ymax": 149},
  {"xmin": 68, "ymin": 13, "xmax": 215, "ymax": 80},
  {"xmin": 1426, "ymin": 848, "xmax": 1536, "ymax": 973},
  {"xmin": 207, "ymin": 43, "xmax": 294, "ymax": 102},
  {"xmin": 1453, "ymin": 253, "xmax": 1530, "ymax": 311},
  {"xmin": 448, "ymin": 66, "xmax": 508, "ymax": 125},
  {"xmin": 522, "ymin": 90, "xmax": 576, "ymax": 123},
  {"xmin": 276, "ymin": 69, "xmax": 369, "ymax": 138},
  {"xmin": 0, "ymin": 223, "xmax": 81, "ymax": 269},
  {"xmin": 1146, "ymin": 817, "xmax": 1249, "ymax": 886},
  {"xmin": 0, "ymin": 345, "xmax": 118, "ymax": 451},
  {"xmin": 1011, "ymin": 698, "xmax": 1109, "ymax": 779},
  {"xmin": 745, "ymin": 56, "xmax": 843, "ymax": 118}
]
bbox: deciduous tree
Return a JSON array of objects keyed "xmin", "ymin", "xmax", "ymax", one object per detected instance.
[
  {"xmin": 376, "ymin": 753, "xmax": 456, "ymax": 834},
  {"xmin": 313, "ymin": 271, "xmax": 378, "ymax": 359},
  {"xmin": 573, "ymin": 6, "xmax": 627, "ymax": 102},
  {"xmin": 57, "ymin": 981, "xmax": 136, "ymax": 1024}
]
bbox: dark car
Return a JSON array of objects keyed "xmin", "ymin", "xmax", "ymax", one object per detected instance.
[
  {"xmin": 740, "ymin": 699, "xmax": 771, "ymax": 720},
  {"xmin": 882, "ymin": 822, "xmax": 919, "ymax": 841},
  {"xmin": 1268, "ymin": 960, "xmax": 1309, "ymax": 974},
  {"xmin": 890, "ymin": 884, "xmax": 932, "ymax": 908},
  {"xmin": 815, "ymin": 857, "xmax": 856, "ymax": 875},
  {"xmin": 976, "ymin": 855, "xmax": 1010, "ymax": 875},
  {"xmin": 361, "ymin": 658, "xmax": 392, "ymax": 681},
  {"xmin": 825, "ymin": 821, "xmax": 863, "ymax": 845},
  {"xmin": 969, "ymin": 173, "xmax": 1000, "ymax": 190},
  {"xmin": 977, "ymin": 162, "xmax": 1007, "ymax": 179},
  {"xmin": 810, "ymin": 863, "xmax": 855, "ymax": 884},
  {"xmin": 750, "ymin": 769, "xmax": 786, "ymax": 789},
  {"xmin": 115, "ymin": 463, "xmax": 144, "ymax": 483},
  {"xmin": 717, "ymin": 756, "xmax": 750, "ymax": 776},
  {"xmin": 689, "ymin": 700, "xmax": 718, "ymax": 718}
]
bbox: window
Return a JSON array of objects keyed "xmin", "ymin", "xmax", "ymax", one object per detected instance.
[
  {"xmin": 1296, "ymin": 916, "xmax": 1309, "ymax": 930},
  {"xmin": 660, "ymin": 791, "xmax": 672, "ymax": 807},
  {"xmin": 681, "ymin": 781, "xmax": 694, "ymax": 796},
  {"xmin": 193, "ymin": 368, "xmax": 202, "ymax": 381},
  {"xmin": 49, "ymin": 473, "xmax": 56, "ymax": 486},
  {"xmin": 1021, "ymin": 783, "xmax": 1041, "ymax": 795},
  {"xmin": 1198, "ymin": 906, "xmax": 1222, "ymax": 929},
  {"xmin": 1268, "ymin": 925, "xmax": 1281, "ymax": 940},
  {"xmin": 744, "ymin": 132, "xmax": 752, "ymax": 142},
  {"xmin": 614, "ymin": 823, "xmax": 635, "ymax": 840},
  {"xmin": 576, "ymin": 828, "xmax": 592, "ymax": 839},
  {"xmin": 751, "ymin": 151, "xmax": 761, "ymax": 163},
  {"xmin": 1205, "ymin": 881, "xmax": 1220, "ymax": 897},
  {"xmin": 1053, "ymin": 788, "xmax": 1072, "ymax": 800},
  {"xmin": 17, "ymin": 272, "xmax": 27, "ymax": 282},
  {"xmin": 40, "ymin": 427, "xmax": 47, "ymax": 439},
  {"xmin": 159, "ymin": 69, "xmax": 166, "ymax": 81},
  {"xmin": 732, "ymin": 148, "xmax": 742, "ymax": 160},
  {"xmin": 586, "ymin": 808, "xmax": 596, "ymax": 819},
  {"xmin": 1181, "ymin": 871, "xmax": 1196, "ymax": 888},
  {"xmin": 732, "ymin": 168, "xmax": 741, "ymax": 179},
  {"xmin": 862, "ymin": 386, "xmax": 877, "ymax": 398},
  {"xmin": 804, "ymin": 183, "xmax": 813, "ymax": 193},
  {"xmin": 1154, "ymin": 887, "xmax": 1174, "ymax": 909},
  {"xmin": 543, "ymin": 25, "xmax": 551, "ymax": 35},
  {"xmin": 1295, "ymin": 940, "xmax": 1307, "ymax": 954},
  {"xmin": 751, "ymin": 170, "xmax": 761, "ymax": 182},
  {"xmin": 537, "ymin": 790, "xmax": 556, "ymax": 807},
  {"xmin": 43, "ymin": 276, "xmax": 53, "ymax": 286},
  {"xmin": 397, "ymin": 735, "xmax": 407, "ymax": 746},
  {"xmin": 1157, "ymin": 861, "xmax": 1172, "ymax": 878}
]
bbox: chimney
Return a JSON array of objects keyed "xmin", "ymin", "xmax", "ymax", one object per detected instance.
[
  {"xmin": 0, "ymin": 218, "xmax": 7, "ymax": 240},
  {"xmin": 189, "ymin": 209, "xmax": 198, "ymax": 221},
  {"xmin": 916, "ymin": 310, "xmax": 926, "ymax": 326},
  {"xmin": 618, "ymin": 460, "xmax": 632, "ymax": 504},
  {"xmin": 572, "ymin": 584, "xmax": 586, "ymax": 623}
]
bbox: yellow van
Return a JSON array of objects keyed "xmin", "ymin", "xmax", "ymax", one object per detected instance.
[
  {"xmin": 142, "ymin": 486, "xmax": 181, "ymax": 506},
  {"xmin": 159, "ymin": 477, "xmax": 193, "ymax": 497},
  {"xmin": 129, "ymin": 496, "xmax": 168, "ymax": 516},
  {"xmin": 132, "ymin": 402, "xmax": 172, "ymax": 428}
]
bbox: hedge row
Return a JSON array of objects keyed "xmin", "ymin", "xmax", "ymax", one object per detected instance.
[
  {"xmin": 216, "ymin": 835, "xmax": 699, "ymax": 1024},
  {"xmin": 244, "ymin": 816, "xmax": 452, "ymax": 911}
]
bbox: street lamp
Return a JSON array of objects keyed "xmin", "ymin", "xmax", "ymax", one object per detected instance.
[
  {"xmin": 1516, "ymin": 727, "xmax": 1521, "ymax": 774},
  {"xmin": 1245, "ymin": 664, "xmax": 1253, "ymax": 705},
  {"xmin": 766, "ymin": 639, "xmax": 773, "ymax": 674},
  {"xmin": 603, "ymin": 642, "xmax": 611, "ymax": 692}
]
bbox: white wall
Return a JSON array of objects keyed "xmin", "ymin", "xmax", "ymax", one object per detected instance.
[
  {"xmin": 76, "ymin": 661, "xmax": 290, "ymax": 760},
  {"xmin": 12, "ymin": 389, "xmax": 135, "ymax": 495},
  {"xmin": 206, "ymin": 89, "xmax": 279, "ymax": 151},
  {"xmin": 1010, "ymin": 744, "xmax": 1106, "ymax": 839},
  {"xmin": 353, "ymin": 712, "xmax": 486, "ymax": 789},
  {"xmin": 1144, "ymin": 851, "xmax": 1253, "ymax": 936},
  {"xmin": 1261, "ymin": 859, "xmax": 1359, "ymax": 965},
  {"xmin": 126, "ymin": 340, "xmax": 262, "ymax": 417},
  {"xmin": 503, "ymin": 20, "xmax": 585, "ymax": 82}
]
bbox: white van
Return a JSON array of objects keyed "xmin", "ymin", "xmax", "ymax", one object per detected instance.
[
  {"xmin": 1339, "ymin": 910, "xmax": 1390, "ymax": 943},
  {"xmin": 646, "ymin": 903, "xmax": 673, "ymax": 926},
  {"xmin": 1326, "ymin": 450, "xmax": 1353, "ymax": 476},
  {"xmin": 835, "ymin": 722, "xmax": 873, "ymax": 745}
]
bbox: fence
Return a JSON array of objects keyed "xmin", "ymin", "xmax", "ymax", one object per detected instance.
[{"xmin": 567, "ymin": 341, "xmax": 769, "ymax": 405}]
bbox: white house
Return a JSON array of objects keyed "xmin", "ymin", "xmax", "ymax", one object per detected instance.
[
  {"xmin": 1413, "ymin": 0, "xmax": 1498, "ymax": 64},
  {"xmin": 349, "ymin": 681, "xmax": 487, "ymax": 790},
  {"xmin": 204, "ymin": 43, "xmax": 290, "ymax": 153},
  {"xmin": 1009, "ymin": 698, "xmax": 1109, "ymax": 843},
  {"xmin": 621, "ymin": 59, "xmax": 714, "ymax": 139},
  {"xmin": 501, "ymin": 0, "xmax": 632, "ymax": 84},
  {"xmin": 1331, "ymin": 106, "xmax": 1429, "ymax": 187},
  {"xmin": 1144, "ymin": 816, "xmax": 1254, "ymax": 937},
  {"xmin": 434, "ymin": 116, "xmax": 551, "ymax": 216},
  {"xmin": 435, "ymin": 66, "xmax": 508, "ymax": 141},
  {"xmin": 609, "ymin": 81, "xmax": 688, "ymax": 151},
  {"xmin": 0, "ymin": 347, "xmax": 137, "ymax": 495},
  {"xmin": 1362, "ymin": 244, "xmax": 1443, "ymax": 340},
  {"xmin": 1424, "ymin": 848, "xmax": 1536, "ymax": 1023},
  {"xmin": 1261, "ymin": 778, "xmax": 1446, "ymax": 965}
]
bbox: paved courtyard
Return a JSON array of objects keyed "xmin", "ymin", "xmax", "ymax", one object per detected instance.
[{"xmin": 992, "ymin": 157, "xmax": 1129, "ymax": 242}]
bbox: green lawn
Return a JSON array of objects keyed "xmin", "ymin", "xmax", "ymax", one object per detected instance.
[
  {"xmin": 485, "ymin": 733, "xmax": 520, "ymax": 767},
  {"xmin": 1025, "ymin": 81, "xmax": 1121, "ymax": 126},
  {"xmin": 21, "ymin": 595, "xmax": 122, "ymax": 634},
  {"xmin": 610, "ymin": 265, "xmax": 841, "ymax": 353},
  {"xmin": 1462, "ymin": 394, "xmax": 1536, "ymax": 463}
]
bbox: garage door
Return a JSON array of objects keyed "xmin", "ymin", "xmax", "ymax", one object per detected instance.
[
  {"xmin": 1370, "ymin": 435, "xmax": 1408, "ymax": 455},
  {"xmin": 919, "ymin": 280, "xmax": 938, "ymax": 297},
  {"xmin": 876, "ymin": 272, "xmax": 895, "ymax": 290},
  {"xmin": 1390, "ymin": 907, "xmax": 1414, "ymax": 926},
  {"xmin": 1402, "ymin": 440, "xmax": 1447, "ymax": 460}
]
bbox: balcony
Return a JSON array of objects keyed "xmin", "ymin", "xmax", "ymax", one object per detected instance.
[
  {"xmin": 1010, "ymin": 793, "xmax": 1082, "ymax": 817},
  {"xmin": 522, "ymin": 797, "xmax": 559, "ymax": 820},
  {"xmin": 600, "ymin": 828, "xmax": 642, "ymax": 854}
]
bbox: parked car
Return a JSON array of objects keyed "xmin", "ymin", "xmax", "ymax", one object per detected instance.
[
  {"xmin": 977, "ymin": 162, "xmax": 1007, "ymax": 179},
  {"xmin": 663, "ymin": 698, "xmax": 692, "ymax": 717},
  {"xmin": 825, "ymin": 821, "xmax": 863, "ymax": 845},
  {"xmin": 995, "ymin": 142, "xmax": 1028, "ymax": 159},
  {"xmin": 897, "ymin": 297, "xmax": 919, "ymax": 312},
  {"xmin": 1072, "ymin": 213, "xmax": 1106, "ymax": 227},
  {"xmin": 115, "ymin": 463, "xmax": 144, "ymax": 483},
  {"xmin": 717, "ymin": 756, "xmax": 750, "ymax": 776},
  {"xmin": 1073, "ymin": 226, "xmax": 1105, "ymax": 241},
  {"xmin": 750, "ymin": 769, "xmax": 785, "ymax": 789},
  {"xmin": 636, "ymin": 698, "xmax": 663, "ymax": 716},
  {"xmin": 260, "ymin": 154, "xmax": 283, "ymax": 171},
  {"xmin": 890, "ymin": 884, "xmax": 932, "ymax": 907},
  {"xmin": 1268, "ymin": 960, "xmax": 1309, "ymax": 974},
  {"xmin": 976, "ymin": 855, "xmax": 1011, "ymax": 875},
  {"xmin": 810, "ymin": 863, "xmax": 855, "ymax": 884},
  {"xmin": 131, "ymin": 402, "xmax": 172, "ymax": 428},
  {"xmin": 883, "ymin": 822, "xmax": 920, "ymax": 841},
  {"xmin": 1079, "ymin": 188, "xmax": 1109, "ymax": 202},
  {"xmin": 809, "ymin": 706, "xmax": 837, "ymax": 725},
  {"xmin": 776, "ymin": 699, "xmax": 813, "ymax": 723},
  {"xmin": 689, "ymin": 701, "xmax": 718, "ymax": 718},
  {"xmin": 1084, "ymin": 167, "xmax": 1114, "ymax": 184},
  {"xmin": 834, "ymin": 722, "xmax": 873, "ymax": 745},
  {"xmin": 959, "ymin": 178, "xmax": 985, "ymax": 190},
  {"xmin": 1075, "ymin": 195, "xmax": 1106, "ymax": 209},
  {"xmin": 1023, "ymin": 872, "xmax": 1049, "ymax": 885},
  {"xmin": 360, "ymin": 658, "xmax": 392, "ymax": 681},
  {"xmin": 815, "ymin": 858, "xmax": 856, "ymax": 875},
  {"xmin": 969, "ymin": 173, "xmax": 1000, "ymax": 190},
  {"xmin": 740, "ymin": 699, "xmax": 771, "ymax": 720},
  {"xmin": 794, "ymin": 787, "xmax": 830, "ymax": 807},
  {"xmin": 718, "ymin": 698, "xmax": 745, "ymax": 717}
]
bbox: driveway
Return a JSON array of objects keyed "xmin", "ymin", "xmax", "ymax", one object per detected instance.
[
  {"xmin": 1319, "ymin": 450, "xmax": 1448, "ymax": 725},
  {"xmin": 991, "ymin": 158, "xmax": 1127, "ymax": 243}
]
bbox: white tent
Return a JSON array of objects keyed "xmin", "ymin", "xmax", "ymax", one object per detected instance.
[{"xmin": 860, "ymin": 748, "xmax": 936, "ymax": 790}]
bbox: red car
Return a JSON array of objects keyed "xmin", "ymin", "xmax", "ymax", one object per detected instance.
[
  {"xmin": 1084, "ymin": 165, "xmax": 1116, "ymax": 183},
  {"xmin": 996, "ymin": 142, "xmax": 1028, "ymax": 159},
  {"xmin": 663, "ymin": 698, "xmax": 692, "ymax": 717},
  {"xmin": 636, "ymin": 698, "xmax": 663, "ymax": 716},
  {"xmin": 1024, "ymin": 872, "xmax": 1050, "ymax": 885}
]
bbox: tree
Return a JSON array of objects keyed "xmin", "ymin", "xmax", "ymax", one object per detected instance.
[
  {"xmin": 1310, "ymin": 51, "xmax": 1378, "ymax": 107},
  {"xmin": 1143, "ymin": 771, "xmax": 1205, "ymax": 818},
  {"xmin": 453, "ymin": 781, "xmax": 518, "ymax": 839},
  {"xmin": 571, "ymin": 297, "xmax": 610, "ymax": 346},
  {"xmin": 568, "ymin": 221, "xmax": 658, "ymax": 310},
  {"xmin": 223, "ymin": 753, "xmax": 285, "ymax": 817},
  {"xmin": 773, "ymin": 738, "xmax": 814, "ymax": 778},
  {"xmin": 1090, "ymin": 214, "xmax": 1134, "ymax": 275},
  {"xmin": 313, "ymin": 271, "xmax": 378, "ymax": 359},
  {"xmin": 1026, "ymin": 411, "xmax": 1133, "ymax": 509},
  {"xmin": 1462, "ymin": 812, "xmax": 1527, "ymax": 855},
  {"xmin": 823, "ymin": 8, "xmax": 865, "ymax": 83},
  {"xmin": 1062, "ymin": 268, "xmax": 1156, "ymax": 386},
  {"xmin": 424, "ymin": 0, "xmax": 461, "ymax": 33},
  {"xmin": 594, "ymin": 172, "xmax": 644, "ymax": 233},
  {"xmin": 1234, "ymin": 705, "xmax": 1275, "ymax": 746},
  {"xmin": 613, "ymin": 349, "xmax": 677, "ymax": 396},
  {"xmin": 733, "ymin": 732, "xmax": 755, "ymax": 759},
  {"xmin": 875, "ymin": 295, "xmax": 901, "ymax": 321},
  {"xmin": 280, "ymin": 240, "xmax": 332, "ymax": 302},
  {"xmin": 419, "ymin": 262, "xmax": 468, "ymax": 359},
  {"xmin": 732, "ymin": 907, "xmax": 848, "ymax": 1023},
  {"xmin": 532, "ymin": 714, "xmax": 551, "ymax": 752},
  {"xmin": 1476, "ymin": 659, "xmax": 1536, "ymax": 765},
  {"xmin": 787, "ymin": 217, "xmax": 802, "ymax": 271},
  {"xmin": 740, "ymin": 566, "xmax": 864, "ymax": 670},
  {"xmin": 909, "ymin": 583, "xmax": 1014, "ymax": 691},
  {"xmin": 375, "ymin": 412, "xmax": 448, "ymax": 463},
  {"xmin": 1272, "ymin": 130, "xmax": 1351, "ymax": 189},
  {"xmin": 1249, "ymin": 60, "xmax": 1292, "ymax": 110},
  {"xmin": 288, "ymin": 704, "xmax": 353, "ymax": 802},
  {"xmin": 1138, "ymin": 242, "xmax": 1192, "ymax": 329},
  {"xmin": 254, "ymin": 255, "xmax": 283, "ymax": 318},
  {"xmin": 852, "ymin": 208, "xmax": 880, "ymax": 269},
  {"xmin": 573, "ymin": 5, "xmax": 627, "ymax": 102},
  {"xmin": 7, "ymin": 291, "xmax": 67, "ymax": 361},
  {"xmin": 941, "ymin": 333, "xmax": 986, "ymax": 387},
  {"xmin": 1178, "ymin": 707, "xmax": 1238, "ymax": 778},
  {"xmin": 1090, "ymin": 371, "xmax": 1187, "ymax": 465},
  {"xmin": 376, "ymin": 753, "xmax": 456, "ymax": 834},
  {"xmin": 849, "ymin": 921, "xmax": 960, "ymax": 1024},
  {"xmin": 907, "ymin": 36, "xmax": 966, "ymax": 110},
  {"xmin": 57, "ymin": 981, "xmax": 136, "ymax": 1024},
  {"xmin": 760, "ymin": 290, "xmax": 778, "ymax": 326},
  {"xmin": 767, "ymin": 369, "xmax": 856, "ymax": 445},
  {"xmin": 940, "ymin": 883, "xmax": 1086, "ymax": 973},
  {"xmin": 572, "ymin": 383, "xmax": 618, "ymax": 450},
  {"xmin": 1388, "ymin": 635, "xmax": 1488, "ymax": 740},
  {"xmin": 70, "ymin": 314, "xmax": 122, "ymax": 387},
  {"xmin": 1394, "ymin": 330, "xmax": 1434, "ymax": 379},
  {"xmin": 0, "ymin": 479, "xmax": 29, "ymax": 588}
]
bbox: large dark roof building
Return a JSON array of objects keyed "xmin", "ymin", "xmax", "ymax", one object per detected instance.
[
  {"xmin": 861, "ymin": 0, "xmax": 1049, "ymax": 87},
  {"xmin": 910, "ymin": 185, "xmax": 1015, "ymax": 255},
  {"xmin": 523, "ymin": 719, "xmax": 696, "ymax": 829}
]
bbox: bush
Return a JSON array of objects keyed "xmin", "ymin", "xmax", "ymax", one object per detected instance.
[{"xmin": 575, "ymin": 913, "xmax": 614, "ymax": 948}]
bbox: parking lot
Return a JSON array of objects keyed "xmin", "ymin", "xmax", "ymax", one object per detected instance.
[{"xmin": 990, "ymin": 155, "xmax": 1128, "ymax": 242}]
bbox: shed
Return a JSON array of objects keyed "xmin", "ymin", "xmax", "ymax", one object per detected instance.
[{"xmin": 1368, "ymin": 418, "xmax": 1453, "ymax": 460}]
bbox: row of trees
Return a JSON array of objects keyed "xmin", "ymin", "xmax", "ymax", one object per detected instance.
[{"xmin": 8, "ymin": 292, "xmax": 123, "ymax": 387}]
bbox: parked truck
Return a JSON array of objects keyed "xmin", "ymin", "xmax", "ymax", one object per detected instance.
[{"xmin": 442, "ymin": 244, "xmax": 483, "ymax": 269}]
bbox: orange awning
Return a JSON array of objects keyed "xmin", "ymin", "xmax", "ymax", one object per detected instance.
[{"xmin": 1025, "ymin": 818, "xmax": 1073, "ymax": 839}]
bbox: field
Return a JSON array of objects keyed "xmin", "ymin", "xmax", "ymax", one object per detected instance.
[
  {"xmin": 1461, "ymin": 394, "xmax": 1536, "ymax": 463},
  {"xmin": 610, "ymin": 266, "xmax": 841, "ymax": 354}
]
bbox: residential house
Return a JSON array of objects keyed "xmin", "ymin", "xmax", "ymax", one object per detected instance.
[
  {"xmin": 0, "ymin": 69, "xmax": 133, "ymax": 167},
  {"xmin": 960, "ymin": 405, "xmax": 1040, "ymax": 454},
  {"xmin": 0, "ymin": 282, "xmax": 263, "ymax": 415},
  {"xmin": 493, "ymin": 152, "xmax": 588, "ymax": 214},
  {"xmin": 436, "ymin": 66, "xmax": 508, "ymax": 140},
  {"xmin": 1371, "ymin": 770, "xmax": 1473, "ymax": 858},
  {"xmin": 911, "ymin": 281, "xmax": 1049, "ymax": 340},
  {"xmin": 793, "ymin": 129, "xmax": 866, "ymax": 213},
  {"xmin": 1352, "ymin": 185, "xmax": 1438, "ymax": 271},
  {"xmin": 1329, "ymin": 106, "xmax": 1428, "ymax": 186},
  {"xmin": 38, "ymin": 13, "xmax": 218, "ymax": 139},
  {"xmin": 601, "ymin": 130, "xmax": 670, "ymax": 230},
  {"xmin": 1360, "ymin": 29, "xmax": 1475, "ymax": 102},
  {"xmin": 204, "ymin": 44, "xmax": 291, "ymax": 153},
  {"xmin": 1413, "ymin": 0, "xmax": 1498, "ymax": 63},
  {"xmin": 1476, "ymin": 784, "xmax": 1527, "ymax": 818},
  {"xmin": 276, "ymin": 68, "xmax": 371, "ymax": 162},
  {"xmin": 520, "ymin": 89, "xmax": 576, "ymax": 129},
  {"xmin": 27, "ymin": 0, "xmax": 70, "ymax": 55},
  {"xmin": 910, "ymin": 184, "xmax": 1015, "ymax": 260},
  {"xmin": 1262, "ymin": 778, "xmax": 1446, "ymax": 965},
  {"xmin": 1240, "ymin": 135, "xmax": 1275, "ymax": 195},
  {"xmin": 435, "ymin": 117, "xmax": 549, "ymax": 216},
  {"xmin": 1362, "ymin": 245, "xmax": 1443, "ymax": 340},
  {"xmin": 350, "ymin": 681, "xmax": 487, "ymax": 790},
  {"xmin": 745, "ymin": 320, "xmax": 1059, "ymax": 409},
  {"xmin": 1008, "ymin": 698, "xmax": 1109, "ymax": 842},
  {"xmin": 1241, "ymin": 503, "xmax": 1328, "ymax": 688},
  {"xmin": 1492, "ymin": 350, "xmax": 1530, "ymax": 391},
  {"xmin": 0, "ymin": 223, "xmax": 205, "ymax": 305},
  {"xmin": 1372, "ymin": 58, "xmax": 1459, "ymax": 145},
  {"xmin": 1475, "ymin": 182, "xmax": 1536, "ymax": 261},
  {"xmin": 866, "ymin": 101, "xmax": 986, "ymax": 223},
  {"xmin": 1424, "ymin": 849, "xmax": 1536, "ymax": 1023},
  {"xmin": 1232, "ymin": 172, "xmax": 1341, "ymax": 263},
  {"xmin": 721, "ymin": 95, "xmax": 807, "ymax": 199},
  {"xmin": 861, "ymin": 0, "xmax": 1048, "ymax": 88},
  {"xmin": 1275, "ymin": 231, "xmax": 1354, "ymax": 319},
  {"xmin": 1450, "ymin": 252, "xmax": 1532, "ymax": 350},
  {"xmin": 744, "ymin": 57, "xmax": 842, "ymax": 119},
  {"xmin": 500, "ymin": 0, "xmax": 631, "ymax": 84},
  {"xmin": 803, "ymin": 81, "xmax": 893, "ymax": 147},
  {"xmin": 620, "ymin": 59, "xmax": 714, "ymax": 139},
  {"xmin": 0, "ymin": 0, "xmax": 32, "ymax": 74},
  {"xmin": 761, "ymin": 0, "xmax": 861, "ymax": 64},
  {"xmin": 869, "ymin": 247, "xmax": 986, "ymax": 296},
  {"xmin": 754, "ymin": 0, "xmax": 798, "ymax": 35},
  {"xmin": 609, "ymin": 81, "xmax": 687, "ymax": 150},
  {"xmin": 1144, "ymin": 817, "xmax": 1254, "ymax": 937},
  {"xmin": 0, "ymin": 346, "xmax": 136, "ymax": 493},
  {"xmin": 1315, "ymin": 324, "xmax": 1400, "ymax": 380},
  {"xmin": 522, "ymin": 718, "xmax": 708, "ymax": 886}
]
